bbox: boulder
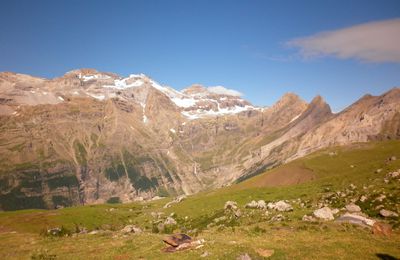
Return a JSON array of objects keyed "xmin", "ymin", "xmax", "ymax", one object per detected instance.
[
  {"xmin": 164, "ymin": 217, "xmax": 177, "ymax": 225},
  {"xmin": 120, "ymin": 225, "xmax": 142, "ymax": 234},
  {"xmin": 267, "ymin": 201, "xmax": 293, "ymax": 212},
  {"xmin": 359, "ymin": 195, "xmax": 368, "ymax": 202},
  {"xmin": 380, "ymin": 209, "xmax": 399, "ymax": 218},
  {"xmin": 313, "ymin": 207, "xmax": 334, "ymax": 220},
  {"xmin": 372, "ymin": 222, "xmax": 392, "ymax": 236},
  {"xmin": 245, "ymin": 200, "xmax": 266, "ymax": 209},
  {"xmin": 224, "ymin": 201, "xmax": 238, "ymax": 211},
  {"xmin": 163, "ymin": 233, "xmax": 192, "ymax": 247},
  {"xmin": 302, "ymin": 215, "xmax": 316, "ymax": 222},
  {"xmin": 345, "ymin": 203, "xmax": 361, "ymax": 213},
  {"xmin": 257, "ymin": 200, "xmax": 267, "ymax": 209},
  {"xmin": 245, "ymin": 200, "xmax": 258, "ymax": 209},
  {"xmin": 335, "ymin": 213, "xmax": 375, "ymax": 227},
  {"xmin": 163, "ymin": 195, "xmax": 187, "ymax": 208},
  {"xmin": 271, "ymin": 214, "xmax": 285, "ymax": 222},
  {"xmin": 388, "ymin": 171, "xmax": 399, "ymax": 178}
]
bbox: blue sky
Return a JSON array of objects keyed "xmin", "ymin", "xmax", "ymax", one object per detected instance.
[{"xmin": 1, "ymin": 0, "xmax": 400, "ymax": 111}]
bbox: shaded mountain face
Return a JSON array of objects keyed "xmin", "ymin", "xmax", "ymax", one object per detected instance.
[{"xmin": 0, "ymin": 69, "xmax": 399, "ymax": 210}]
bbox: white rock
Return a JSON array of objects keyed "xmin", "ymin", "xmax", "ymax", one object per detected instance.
[
  {"xmin": 345, "ymin": 203, "xmax": 361, "ymax": 213},
  {"xmin": 245, "ymin": 200, "xmax": 258, "ymax": 208},
  {"xmin": 336, "ymin": 213, "xmax": 376, "ymax": 227},
  {"xmin": 360, "ymin": 195, "xmax": 368, "ymax": 202},
  {"xmin": 302, "ymin": 215, "xmax": 316, "ymax": 222},
  {"xmin": 120, "ymin": 225, "xmax": 142, "ymax": 233},
  {"xmin": 267, "ymin": 201, "xmax": 293, "ymax": 212},
  {"xmin": 313, "ymin": 207, "xmax": 334, "ymax": 220},
  {"xmin": 224, "ymin": 201, "xmax": 238, "ymax": 211},
  {"xmin": 380, "ymin": 209, "xmax": 399, "ymax": 218},
  {"xmin": 164, "ymin": 217, "xmax": 177, "ymax": 225}
]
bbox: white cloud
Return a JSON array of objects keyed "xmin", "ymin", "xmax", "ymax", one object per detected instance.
[
  {"xmin": 287, "ymin": 18, "xmax": 400, "ymax": 63},
  {"xmin": 207, "ymin": 86, "xmax": 242, "ymax": 96}
]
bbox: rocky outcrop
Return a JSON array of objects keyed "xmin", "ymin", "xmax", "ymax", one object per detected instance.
[{"xmin": 0, "ymin": 69, "xmax": 399, "ymax": 210}]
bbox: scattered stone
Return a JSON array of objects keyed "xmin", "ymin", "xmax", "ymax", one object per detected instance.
[
  {"xmin": 375, "ymin": 194, "xmax": 386, "ymax": 202},
  {"xmin": 267, "ymin": 201, "xmax": 293, "ymax": 212},
  {"xmin": 245, "ymin": 200, "xmax": 258, "ymax": 209},
  {"xmin": 163, "ymin": 233, "xmax": 192, "ymax": 247},
  {"xmin": 380, "ymin": 209, "xmax": 399, "ymax": 218},
  {"xmin": 245, "ymin": 200, "xmax": 266, "ymax": 209},
  {"xmin": 224, "ymin": 201, "xmax": 238, "ymax": 211},
  {"xmin": 349, "ymin": 183, "xmax": 356, "ymax": 190},
  {"xmin": 375, "ymin": 169, "xmax": 383, "ymax": 173},
  {"xmin": 88, "ymin": 230, "xmax": 99, "ymax": 235},
  {"xmin": 201, "ymin": 251, "xmax": 210, "ymax": 257},
  {"xmin": 234, "ymin": 209, "xmax": 242, "ymax": 218},
  {"xmin": 271, "ymin": 214, "xmax": 285, "ymax": 222},
  {"xmin": 372, "ymin": 222, "xmax": 392, "ymax": 237},
  {"xmin": 151, "ymin": 196, "xmax": 164, "ymax": 201},
  {"xmin": 350, "ymin": 165, "xmax": 355, "ymax": 168},
  {"xmin": 335, "ymin": 213, "xmax": 375, "ymax": 227},
  {"xmin": 108, "ymin": 208, "xmax": 115, "ymax": 212},
  {"xmin": 255, "ymin": 248, "xmax": 275, "ymax": 258},
  {"xmin": 237, "ymin": 253, "xmax": 252, "ymax": 260},
  {"xmin": 345, "ymin": 203, "xmax": 361, "ymax": 213},
  {"xmin": 163, "ymin": 195, "xmax": 187, "ymax": 208},
  {"xmin": 331, "ymin": 208, "xmax": 340, "ymax": 215},
  {"xmin": 360, "ymin": 195, "xmax": 368, "ymax": 202},
  {"xmin": 214, "ymin": 216, "xmax": 227, "ymax": 223},
  {"xmin": 164, "ymin": 217, "xmax": 177, "ymax": 225},
  {"xmin": 388, "ymin": 171, "xmax": 400, "ymax": 178},
  {"xmin": 313, "ymin": 207, "xmax": 334, "ymax": 220},
  {"xmin": 302, "ymin": 215, "xmax": 316, "ymax": 222},
  {"xmin": 120, "ymin": 225, "xmax": 142, "ymax": 234},
  {"xmin": 389, "ymin": 156, "xmax": 397, "ymax": 161}
]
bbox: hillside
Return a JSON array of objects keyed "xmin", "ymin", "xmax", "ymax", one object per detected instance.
[
  {"xmin": 0, "ymin": 69, "xmax": 400, "ymax": 210},
  {"xmin": 0, "ymin": 141, "xmax": 399, "ymax": 259}
]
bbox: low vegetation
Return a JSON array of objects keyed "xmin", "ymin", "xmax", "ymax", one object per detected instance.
[{"xmin": 0, "ymin": 141, "xmax": 399, "ymax": 259}]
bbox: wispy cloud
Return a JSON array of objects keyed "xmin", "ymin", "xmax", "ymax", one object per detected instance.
[{"xmin": 287, "ymin": 18, "xmax": 400, "ymax": 63}]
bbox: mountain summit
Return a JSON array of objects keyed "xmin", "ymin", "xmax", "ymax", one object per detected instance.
[{"xmin": 0, "ymin": 70, "xmax": 399, "ymax": 210}]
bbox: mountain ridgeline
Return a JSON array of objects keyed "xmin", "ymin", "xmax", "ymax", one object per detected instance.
[{"xmin": 0, "ymin": 69, "xmax": 399, "ymax": 210}]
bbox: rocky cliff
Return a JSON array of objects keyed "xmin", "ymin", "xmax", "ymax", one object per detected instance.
[{"xmin": 0, "ymin": 69, "xmax": 399, "ymax": 210}]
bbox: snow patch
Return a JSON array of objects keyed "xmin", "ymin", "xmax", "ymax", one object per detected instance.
[
  {"xmin": 207, "ymin": 86, "xmax": 242, "ymax": 96},
  {"xmin": 290, "ymin": 113, "xmax": 301, "ymax": 123},
  {"xmin": 182, "ymin": 105, "xmax": 255, "ymax": 120},
  {"xmin": 169, "ymin": 128, "xmax": 176, "ymax": 133}
]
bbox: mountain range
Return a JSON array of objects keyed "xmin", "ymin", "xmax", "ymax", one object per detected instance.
[{"xmin": 0, "ymin": 69, "xmax": 399, "ymax": 210}]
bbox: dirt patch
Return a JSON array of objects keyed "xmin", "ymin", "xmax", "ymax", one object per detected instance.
[{"xmin": 245, "ymin": 163, "xmax": 316, "ymax": 188}]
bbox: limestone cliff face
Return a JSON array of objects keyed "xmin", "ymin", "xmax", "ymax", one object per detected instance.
[{"xmin": 0, "ymin": 69, "xmax": 399, "ymax": 210}]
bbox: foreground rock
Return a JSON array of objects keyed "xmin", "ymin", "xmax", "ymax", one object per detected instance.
[
  {"xmin": 335, "ymin": 213, "xmax": 375, "ymax": 227},
  {"xmin": 313, "ymin": 207, "xmax": 334, "ymax": 220},
  {"xmin": 162, "ymin": 234, "xmax": 205, "ymax": 252}
]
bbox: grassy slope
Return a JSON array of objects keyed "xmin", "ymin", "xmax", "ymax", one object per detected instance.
[{"xmin": 0, "ymin": 141, "xmax": 399, "ymax": 259}]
